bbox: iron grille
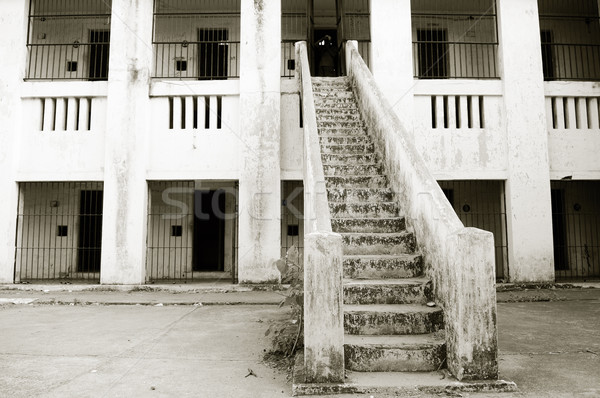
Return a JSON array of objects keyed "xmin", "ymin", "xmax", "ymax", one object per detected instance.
[
  {"xmin": 438, "ymin": 180, "xmax": 508, "ymax": 280},
  {"xmin": 412, "ymin": 0, "xmax": 499, "ymax": 79},
  {"xmin": 15, "ymin": 182, "xmax": 104, "ymax": 282},
  {"xmin": 26, "ymin": 0, "xmax": 112, "ymax": 80},
  {"xmin": 146, "ymin": 181, "xmax": 239, "ymax": 283},
  {"xmin": 281, "ymin": 181, "xmax": 304, "ymax": 268},
  {"xmin": 551, "ymin": 180, "xmax": 600, "ymax": 281},
  {"xmin": 282, "ymin": 0, "xmax": 308, "ymax": 77},
  {"xmin": 152, "ymin": 0, "xmax": 241, "ymax": 79},
  {"xmin": 539, "ymin": 0, "xmax": 600, "ymax": 81}
]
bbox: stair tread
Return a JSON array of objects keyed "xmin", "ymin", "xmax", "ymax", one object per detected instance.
[
  {"xmin": 344, "ymin": 254, "xmax": 420, "ymax": 260},
  {"xmin": 345, "ymin": 333, "xmax": 444, "ymax": 347},
  {"xmin": 344, "ymin": 304, "xmax": 441, "ymax": 314},
  {"xmin": 344, "ymin": 277, "xmax": 429, "ymax": 286}
]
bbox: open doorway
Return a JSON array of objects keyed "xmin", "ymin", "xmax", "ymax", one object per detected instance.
[
  {"xmin": 313, "ymin": 29, "xmax": 338, "ymax": 76},
  {"xmin": 77, "ymin": 190, "xmax": 103, "ymax": 273},
  {"xmin": 198, "ymin": 28, "xmax": 229, "ymax": 80},
  {"xmin": 193, "ymin": 190, "xmax": 226, "ymax": 271}
]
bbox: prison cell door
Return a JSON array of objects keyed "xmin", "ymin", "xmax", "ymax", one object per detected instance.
[
  {"xmin": 193, "ymin": 190, "xmax": 225, "ymax": 272},
  {"xmin": 89, "ymin": 30, "xmax": 110, "ymax": 81},
  {"xmin": 198, "ymin": 29, "xmax": 228, "ymax": 80},
  {"xmin": 77, "ymin": 190, "xmax": 103, "ymax": 273}
]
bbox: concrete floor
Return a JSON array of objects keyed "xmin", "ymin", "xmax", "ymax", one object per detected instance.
[{"xmin": 0, "ymin": 286, "xmax": 598, "ymax": 397}]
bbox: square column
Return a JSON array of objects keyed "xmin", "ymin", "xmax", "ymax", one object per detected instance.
[
  {"xmin": 497, "ymin": 0, "xmax": 554, "ymax": 282},
  {"xmin": 0, "ymin": 1, "xmax": 28, "ymax": 283},
  {"xmin": 100, "ymin": 0, "xmax": 153, "ymax": 284},
  {"xmin": 370, "ymin": 0, "xmax": 415, "ymax": 134},
  {"xmin": 238, "ymin": 0, "xmax": 282, "ymax": 283}
]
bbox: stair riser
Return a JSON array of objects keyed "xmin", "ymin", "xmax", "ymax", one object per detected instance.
[
  {"xmin": 332, "ymin": 218, "xmax": 404, "ymax": 233},
  {"xmin": 326, "ymin": 176, "xmax": 388, "ymax": 189},
  {"xmin": 344, "ymin": 257, "xmax": 423, "ymax": 279},
  {"xmin": 315, "ymin": 97, "xmax": 357, "ymax": 106},
  {"xmin": 319, "ymin": 136, "xmax": 371, "ymax": 145},
  {"xmin": 314, "ymin": 91, "xmax": 354, "ymax": 99},
  {"xmin": 344, "ymin": 344, "xmax": 446, "ymax": 372},
  {"xmin": 318, "ymin": 120, "xmax": 363, "ymax": 129},
  {"xmin": 344, "ymin": 284, "xmax": 432, "ymax": 305},
  {"xmin": 330, "ymin": 203, "xmax": 399, "ymax": 219},
  {"xmin": 344, "ymin": 311, "xmax": 444, "ymax": 335},
  {"xmin": 321, "ymin": 153, "xmax": 378, "ymax": 165},
  {"xmin": 343, "ymin": 235, "xmax": 416, "ymax": 256},
  {"xmin": 318, "ymin": 128, "xmax": 368, "ymax": 136},
  {"xmin": 327, "ymin": 188, "xmax": 393, "ymax": 203},
  {"xmin": 316, "ymin": 109, "xmax": 361, "ymax": 119},
  {"xmin": 320, "ymin": 144, "xmax": 375, "ymax": 154},
  {"xmin": 324, "ymin": 164, "xmax": 383, "ymax": 176}
]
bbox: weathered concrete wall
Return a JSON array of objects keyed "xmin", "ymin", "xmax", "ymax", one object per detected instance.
[
  {"xmin": 0, "ymin": 0, "xmax": 28, "ymax": 283},
  {"xmin": 238, "ymin": 0, "xmax": 282, "ymax": 283},
  {"xmin": 100, "ymin": 0, "xmax": 154, "ymax": 284},
  {"xmin": 346, "ymin": 41, "xmax": 498, "ymax": 380},
  {"xmin": 296, "ymin": 41, "xmax": 345, "ymax": 383},
  {"xmin": 497, "ymin": 0, "xmax": 555, "ymax": 283},
  {"xmin": 281, "ymin": 78, "xmax": 303, "ymax": 180}
]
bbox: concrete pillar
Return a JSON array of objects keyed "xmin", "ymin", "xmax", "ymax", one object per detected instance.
[
  {"xmin": 444, "ymin": 229, "xmax": 498, "ymax": 380},
  {"xmin": 496, "ymin": 0, "xmax": 555, "ymax": 282},
  {"xmin": 238, "ymin": 0, "xmax": 282, "ymax": 283},
  {"xmin": 304, "ymin": 232, "xmax": 344, "ymax": 383},
  {"xmin": 370, "ymin": 0, "xmax": 414, "ymax": 134},
  {"xmin": 0, "ymin": 1, "xmax": 28, "ymax": 283},
  {"xmin": 100, "ymin": 0, "xmax": 153, "ymax": 284}
]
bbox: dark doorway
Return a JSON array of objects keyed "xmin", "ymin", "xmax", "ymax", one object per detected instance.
[
  {"xmin": 198, "ymin": 29, "xmax": 229, "ymax": 80},
  {"xmin": 193, "ymin": 190, "xmax": 225, "ymax": 271},
  {"xmin": 313, "ymin": 29, "xmax": 339, "ymax": 76},
  {"xmin": 417, "ymin": 29, "xmax": 448, "ymax": 78},
  {"xmin": 540, "ymin": 30, "xmax": 555, "ymax": 81},
  {"xmin": 89, "ymin": 30, "xmax": 110, "ymax": 81},
  {"xmin": 551, "ymin": 188, "xmax": 568, "ymax": 270},
  {"xmin": 77, "ymin": 190, "xmax": 103, "ymax": 273}
]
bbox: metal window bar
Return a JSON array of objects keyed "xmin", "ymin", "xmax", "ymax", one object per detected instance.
[
  {"xmin": 281, "ymin": 181, "xmax": 304, "ymax": 269},
  {"xmin": 412, "ymin": 0, "xmax": 499, "ymax": 79},
  {"xmin": 146, "ymin": 181, "xmax": 239, "ymax": 283},
  {"xmin": 282, "ymin": 0, "xmax": 308, "ymax": 78},
  {"xmin": 538, "ymin": 0, "xmax": 600, "ymax": 81},
  {"xmin": 152, "ymin": 0, "xmax": 241, "ymax": 79},
  {"xmin": 15, "ymin": 182, "xmax": 104, "ymax": 283},
  {"xmin": 437, "ymin": 180, "xmax": 508, "ymax": 281},
  {"xmin": 344, "ymin": 0, "xmax": 371, "ymax": 69},
  {"xmin": 26, "ymin": 0, "xmax": 112, "ymax": 80},
  {"xmin": 551, "ymin": 180, "xmax": 600, "ymax": 281}
]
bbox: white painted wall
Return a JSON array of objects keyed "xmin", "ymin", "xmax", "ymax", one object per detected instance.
[{"xmin": 281, "ymin": 79, "xmax": 304, "ymax": 180}]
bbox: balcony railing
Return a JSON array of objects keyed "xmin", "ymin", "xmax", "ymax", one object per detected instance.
[
  {"xmin": 152, "ymin": 0, "xmax": 241, "ymax": 79},
  {"xmin": 539, "ymin": 0, "xmax": 600, "ymax": 81},
  {"xmin": 412, "ymin": 0, "xmax": 499, "ymax": 79},
  {"xmin": 26, "ymin": 0, "xmax": 112, "ymax": 80}
]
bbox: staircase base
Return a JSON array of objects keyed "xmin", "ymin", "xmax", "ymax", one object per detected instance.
[{"xmin": 292, "ymin": 354, "xmax": 517, "ymax": 396}]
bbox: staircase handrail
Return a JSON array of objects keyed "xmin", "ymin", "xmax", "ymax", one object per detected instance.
[
  {"xmin": 296, "ymin": 40, "xmax": 345, "ymax": 384},
  {"xmin": 344, "ymin": 40, "xmax": 499, "ymax": 381}
]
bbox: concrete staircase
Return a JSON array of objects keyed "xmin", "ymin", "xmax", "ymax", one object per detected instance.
[{"xmin": 312, "ymin": 77, "xmax": 446, "ymax": 374}]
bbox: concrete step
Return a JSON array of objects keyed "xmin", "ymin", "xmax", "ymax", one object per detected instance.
[
  {"xmin": 344, "ymin": 334, "xmax": 446, "ymax": 372},
  {"xmin": 315, "ymin": 102, "xmax": 359, "ymax": 111},
  {"xmin": 326, "ymin": 175, "xmax": 388, "ymax": 189},
  {"xmin": 330, "ymin": 202, "xmax": 399, "ymax": 219},
  {"xmin": 320, "ymin": 143, "xmax": 375, "ymax": 154},
  {"xmin": 342, "ymin": 232, "xmax": 416, "ymax": 255},
  {"xmin": 315, "ymin": 97, "xmax": 357, "ymax": 106},
  {"xmin": 316, "ymin": 108, "xmax": 361, "ymax": 119},
  {"xmin": 317, "ymin": 119, "xmax": 364, "ymax": 129},
  {"xmin": 343, "ymin": 254, "xmax": 423, "ymax": 279},
  {"xmin": 313, "ymin": 90, "xmax": 354, "ymax": 99},
  {"xmin": 319, "ymin": 135, "xmax": 371, "ymax": 145},
  {"xmin": 327, "ymin": 187, "xmax": 393, "ymax": 203},
  {"xmin": 343, "ymin": 278, "xmax": 432, "ymax": 305},
  {"xmin": 321, "ymin": 153, "xmax": 378, "ymax": 165},
  {"xmin": 318, "ymin": 127, "xmax": 368, "ymax": 136},
  {"xmin": 344, "ymin": 304, "xmax": 444, "ymax": 335},
  {"xmin": 332, "ymin": 217, "xmax": 405, "ymax": 234},
  {"xmin": 323, "ymin": 163, "xmax": 383, "ymax": 176}
]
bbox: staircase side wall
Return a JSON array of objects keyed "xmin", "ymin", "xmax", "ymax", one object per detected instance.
[{"xmin": 345, "ymin": 42, "xmax": 498, "ymax": 380}]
